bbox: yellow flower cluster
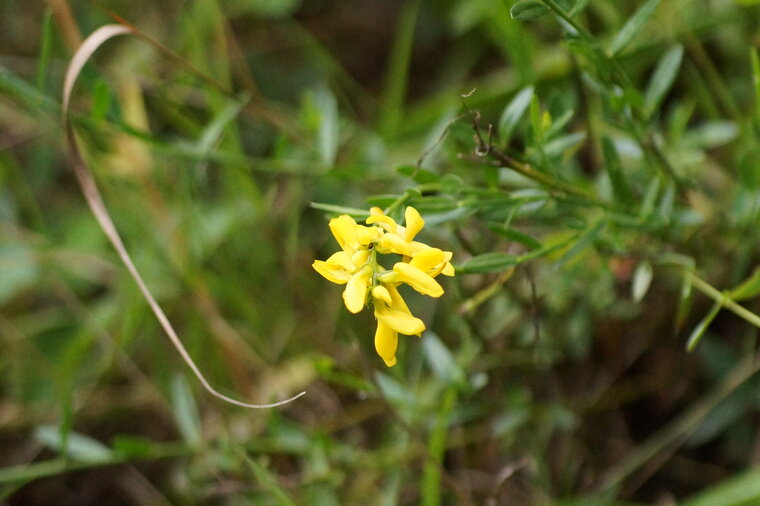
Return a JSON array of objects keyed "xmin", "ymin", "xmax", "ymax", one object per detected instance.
[{"xmin": 313, "ymin": 207, "xmax": 454, "ymax": 367}]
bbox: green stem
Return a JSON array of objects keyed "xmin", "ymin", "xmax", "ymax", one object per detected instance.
[
  {"xmin": 422, "ymin": 388, "xmax": 457, "ymax": 506},
  {"xmin": 489, "ymin": 147, "xmax": 600, "ymax": 202},
  {"xmin": 688, "ymin": 272, "xmax": 760, "ymax": 329},
  {"xmin": 539, "ymin": 0, "xmax": 594, "ymax": 41}
]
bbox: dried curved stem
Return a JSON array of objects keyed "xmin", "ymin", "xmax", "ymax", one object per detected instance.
[{"xmin": 63, "ymin": 25, "xmax": 304, "ymax": 409}]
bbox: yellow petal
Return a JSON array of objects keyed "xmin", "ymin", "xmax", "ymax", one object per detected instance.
[
  {"xmin": 312, "ymin": 259, "xmax": 351, "ymax": 284},
  {"xmin": 356, "ymin": 224, "xmax": 382, "ymax": 245},
  {"xmin": 386, "ymin": 284, "xmax": 412, "ymax": 314},
  {"xmin": 410, "ymin": 248, "xmax": 446, "ymax": 272},
  {"xmin": 350, "ymin": 248, "xmax": 370, "ymax": 269},
  {"xmin": 374, "ymin": 321, "xmax": 398, "ymax": 367},
  {"xmin": 329, "ymin": 215, "xmax": 359, "ymax": 252},
  {"xmin": 377, "ymin": 233, "xmax": 412, "ymax": 256},
  {"xmin": 375, "ymin": 307, "xmax": 425, "ymax": 335},
  {"xmin": 366, "ymin": 208, "xmax": 397, "ymax": 233},
  {"xmin": 441, "ymin": 262, "xmax": 455, "ymax": 276},
  {"xmin": 393, "ymin": 262, "xmax": 444, "ymax": 297},
  {"xmin": 326, "ymin": 250, "xmax": 352, "ymax": 268},
  {"xmin": 404, "ymin": 206, "xmax": 424, "ymax": 241},
  {"xmin": 343, "ymin": 268, "xmax": 371, "ymax": 313},
  {"xmin": 372, "ymin": 285, "xmax": 392, "ymax": 305}
]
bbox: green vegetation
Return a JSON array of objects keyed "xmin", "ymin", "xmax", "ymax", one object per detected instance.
[{"xmin": 2, "ymin": 0, "xmax": 760, "ymax": 503}]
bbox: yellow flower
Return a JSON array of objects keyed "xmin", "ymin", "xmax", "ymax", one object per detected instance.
[{"xmin": 313, "ymin": 206, "xmax": 454, "ymax": 367}]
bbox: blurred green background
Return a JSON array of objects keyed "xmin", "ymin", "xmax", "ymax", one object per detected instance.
[{"xmin": 2, "ymin": 0, "xmax": 760, "ymax": 504}]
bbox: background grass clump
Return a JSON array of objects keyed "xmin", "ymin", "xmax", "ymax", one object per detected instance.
[{"xmin": 2, "ymin": 0, "xmax": 760, "ymax": 504}]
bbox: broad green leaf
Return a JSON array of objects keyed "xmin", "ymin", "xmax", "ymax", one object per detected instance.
[
  {"xmin": 510, "ymin": 0, "xmax": 550, "ymax": 21},
  {"xmin": 609, "ymin": 0, "xmax": 661, "ymax": 56},
  {"xmin": 631, "ymin": 260, "xmax": 653, "ymax": 303},
  {"xmin": 457, "ymin": 252, "xmax": 519, "ymax": 273},
  {"xmin": 601, "ymin": 136, "xmax": 633, "ymax": 205},
  {"xmin": 498, "ymin": 85, "xmax": 534, "ymax": 143},
  {"xmin": 644, "ymin": 44, "xmax": 684, "ymax": 117}
]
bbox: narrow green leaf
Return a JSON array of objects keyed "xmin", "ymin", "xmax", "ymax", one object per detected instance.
[
  {"xmin": 34, "ymin": 425, "xmax": 113, "ymax": 463},
  {"xmin": 422, "ymin": 331, "xmax": 466, "ymax": 387},
  {"xmin": 457, "ymin": 252, "xmax": 519, "ymax": 273},
  {"xmin": 601, "ymin": 136, "xmax": 633, "ymax": 205},
  {"xmin": 569, "ymin": 0, "xmax": 593, "ymax": 16},
  {"xmin": 681, "ymin": 465, "xmax": 760, "ymax": 506},
  {"xmin": 644, "ymin": 44, "xmax": 684, "ymax": 117},
  {"xmin": 310, "ymin": 202, "xmax": 371, "ymax": 218},
  {"xmin": 197, "ymin": 97, "xmax": 247, "ymax": 156},
  {"xmin": 171, "ymin": 374, "xmax": 202, "ymax": 447},
  {"xmin": 422, "ymin": 388, "xmax": 456, "ymax": 506},
  {"xmin": 683, "ymin": 121, "xmax": 739, "ymax": 149},
  {"xmin": 686, "ymin": 301, "xmax": 722, "ymax": 352},
  {"xmin": 35, "ymin": 9, "xmax": 54, "ymax": 91},
  {"xmin": 529, "ymin": 94, "xmax": 544, "ymax": 144},
  {"xmin": 609, "ymin": 0, "xmax": 661, "ymax": 56},
  {"xmin": 544, "ymin": 108, "xmax": 575, "ymax": 139},
  {"xmin": 498, "ymin": 85, "xmax": 534, "ymax": 143},
  {"xmin": 314, "ymin": 86, "xmax": 339, "ymax": 165},
  {"xmin": 632, "ymin": 260, "xmax": 654, "ymax": 303},
  {"xmin": 543, "ymin": 132, "xmax": 586, "ymax": 157},
  {"xmin": 396, "ymin": 164, "xmax": 440, "ymax": 184},
  {"xmin": 639, "ymin": 177, "xmax": 661, "ymax": 219},
  {"xmin": 510, "ymin": 0, "xmax": 550, "ymax": 21},
  {"xmin": 567, "ymin": 40, "xmax": 614, "ymax": 83},
  {"xmin": 728, "ymin": 267, "xmax": 760, "ymax": 301},
  {"xmin": 676, "ymin": 270, "xmax": 693, "ymax": 333},
  {"xmin": 243, "ymin": 454, "xmax": 298, "ymax": 506},
  {"xmin": 375, "ymin": 371, "xmax": 416, "ymax": 407},
  {"xmin": 488, "ymin": 223, "xmax": 543, "ymax": 250},
  {"xmin": 752, "ymin": 48, "xmax": 760, "ymax": 124},
  {"xmin": 555, "ymin": 220, "xmax": 604, "ymax": 268},
  {"xmin": 378, "ymin": 0, "xmax": 419, "ymax": 136}
]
